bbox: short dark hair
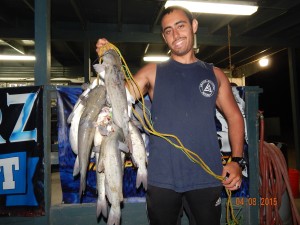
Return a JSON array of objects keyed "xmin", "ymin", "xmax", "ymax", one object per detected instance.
[{"xmin": 161, "ymin": 6, "xmax": 194, "ymax": 27}]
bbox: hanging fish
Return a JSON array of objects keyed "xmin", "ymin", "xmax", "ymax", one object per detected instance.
[
  {"xmin": 98, "ymin": 126, "xmax": 128, "ymax": 225},
  {"xmin": 129, "ymin": 120, "xmax": 148, "ymax": 190},
  {"xmin": 102, "ymin": 49, "xmax": 133, "ymax": 153},
  {"xmin": 78, "ymin": 85, "xmax": 106, "ymax": 199}
]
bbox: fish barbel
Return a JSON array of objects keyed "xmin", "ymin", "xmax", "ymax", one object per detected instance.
[
  {"xmin": 98, "ymin": 127, "xmax": 125, "ymax": 225},
  {"xmin": 78, "ymin": 84, "xmax": 106, "ymax": 199},
  {"xmin": 102, "ymin": 49, "xmax": 133, "ymax": 153}
]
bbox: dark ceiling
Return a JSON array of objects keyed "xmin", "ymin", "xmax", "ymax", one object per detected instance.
[{"xmin": 1, "ymin": 0, "xmax": 300, "ymax": 82}]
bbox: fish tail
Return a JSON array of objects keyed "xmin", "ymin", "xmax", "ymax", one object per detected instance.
[
  {"xmin": 136, "ymin": 169, "xmax": 147, "ymax": 190},
  {"xmin": 96, "ymin": 198, "xmax": 108, "ymax": 219},
  {"xmin": 73, "ymin": 156, "xmax": 80, "ymax": 177},
  {"xmin": 107, "ymin": 207, "xmax": 121, "ymax": 225},
  {"xmin": 79, "ymin": 175, "xmax": 86, "ymax": 200}
]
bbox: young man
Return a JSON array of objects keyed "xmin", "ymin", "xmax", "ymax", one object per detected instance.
[{"xmin": 96, "ymin": 6, "xmax": 244, "ymax": 225}]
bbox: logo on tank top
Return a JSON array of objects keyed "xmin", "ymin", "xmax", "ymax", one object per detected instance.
[{"xmin": 199, "ymin": 79, "xmax": 215, "ymax": 97}]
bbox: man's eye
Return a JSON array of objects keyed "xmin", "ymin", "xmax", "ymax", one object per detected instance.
[
  {"xmin": 178, "ymin": 24, "xmax": 184, "ymax": 29},
  {"xmin": 165, "ymin": 30, "xmax": 171, "ymax": 35}
]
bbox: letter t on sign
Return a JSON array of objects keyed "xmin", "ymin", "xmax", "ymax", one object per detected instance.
[
  {"xmin": 0, "ymin": 152, "xmax": 26, "ymax": 195},
  {"xmin": 0, "ymin": 157, "xmax": 19, "ymax": 190}
]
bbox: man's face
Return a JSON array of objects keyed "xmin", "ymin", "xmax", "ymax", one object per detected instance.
[{"xmin": 161, "ymin": 9, "xmax": 197, "ymax": 57}]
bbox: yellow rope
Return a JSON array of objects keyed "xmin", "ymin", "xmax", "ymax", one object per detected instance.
[{"xmin": 97, "ymin": 42, "xmax": 239, "ymax": 224}]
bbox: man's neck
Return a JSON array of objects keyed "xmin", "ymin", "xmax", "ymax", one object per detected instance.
[{"xmin": 171, "ymin": 51, "xmax": 198, "ymax": 64}]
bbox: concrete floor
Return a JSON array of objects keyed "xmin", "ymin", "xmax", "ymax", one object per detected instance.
[{"xmin": 51, "ymin": 172, "xmax": 62, "ymax": 205}]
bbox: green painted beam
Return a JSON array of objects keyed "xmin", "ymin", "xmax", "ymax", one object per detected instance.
[
  {"xmin": 245, "ymin": 86, "xmax": 263, "ymax": 224},
  {"xmin": 1, "ymin": 24, "xmax": 300, "ymax": 48},
  {"xmin": 288, "ymin": 48, "xmax": 300, "ymax": 170},
  {"xmin": 34, "ymin": 0, "xmax": 50, "ymax": 86}
]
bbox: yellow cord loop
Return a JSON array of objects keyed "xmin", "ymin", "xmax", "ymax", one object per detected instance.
[{"xmin": 97, "ymin": 42, "xmax": 239, "ymax": 224}]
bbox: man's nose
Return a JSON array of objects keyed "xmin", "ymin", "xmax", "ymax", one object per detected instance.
[{"xmin": 173, "ymin": 28, "xmax": 180, "ymax": 38}]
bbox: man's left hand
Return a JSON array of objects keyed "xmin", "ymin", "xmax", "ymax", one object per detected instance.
[{"xmin": 221, "ymin": 162, "xmax": 242, "ymax": 191}]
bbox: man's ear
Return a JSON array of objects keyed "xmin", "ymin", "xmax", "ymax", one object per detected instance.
[
  {"xmin": 162, "ymin": 33, "xmax": 167, "ymax": 43},
  {"xmin": 192, "ymin": 19, "xmax": 198, "ymax": 34}
]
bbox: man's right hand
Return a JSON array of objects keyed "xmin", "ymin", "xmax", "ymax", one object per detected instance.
[{"xmin": 96, "ymin": 38, "xmax": 110, "ymax": 55}]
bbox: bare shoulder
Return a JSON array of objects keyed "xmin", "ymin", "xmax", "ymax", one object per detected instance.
[
  {"xmin": 213, "ymin": 66, "xmax": 229, "ymax": 86},
  {"xmin": 136, "ymin": 63, "xmax": 156, "ymax": 77},
  {"xmin": 127, "ymin": 63, "xmax": 157, "ymax": 99},
  {"xmin": 135, "ymin": 63, "xmax": 157, "ymax": 87},
  {"xmin": 213, "ymin": 66, "xmax": 236, "ymax": 112}
]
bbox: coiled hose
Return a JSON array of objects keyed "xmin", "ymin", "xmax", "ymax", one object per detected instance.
[{"xmin": 259, "ymin": 111, "xmax": 300, "ymax": 224}]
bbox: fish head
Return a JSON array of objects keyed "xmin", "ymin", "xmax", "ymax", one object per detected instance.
[{"xmin": 102, "ymin": 49, "xmax": 122, "ymax": 67}]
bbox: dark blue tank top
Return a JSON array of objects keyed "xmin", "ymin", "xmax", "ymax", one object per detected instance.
[{"xmin": 148, "ymin": 59, "xmax": 222, "ymax": 192}]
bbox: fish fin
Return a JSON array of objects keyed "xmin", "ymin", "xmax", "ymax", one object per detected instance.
[
  {"xmin": 96, "ymin": 198, "xmax": 108, "ymax": 219},
  {"xmin": 136, "ymin": 168, "xmax": 148, "ymax": 190},
  {"xmin": 118, "ymin": 141, "xmax": 129, "ymax": 153},
  {"xmin": 125, "ymin": 86, "xmax": 135, "ymax": 104},
  {"xmin": 125, "ymin": 135, "xmax": 133, "ymax": 153},
  {"xmin": 119, "ymin": 191, "xmax": 124, "ymax": 202},
  {"xmin": 131, "ymin": 118, "xmax": 143, "ymax": 130},
  {"xmin": 130, "ymin": 155, "xmax": 138, "ymax": 167},
  {"xmin": 81, "ymin": 83, "xmax": 89, "ymax": 90},
  {"xmin": 73, "ymin": 156, "xmax": 80, "ymax": 177},
  {"xmin": 90, "ymin": 151, "xmax": 95, "ymax": 159},
  {"xmin": 97, "ymin": 158, "xmax": 104, "ymax": 173},
  {"xmin": 99, "ymin": 126, "xmax": 109, "ymax": 136},
  {"xmin": 67, "ymin": 112, "xmax": 74, "ymax": 124},
  {"xmin": 107, "ymin": 207, "xmax": 121, "ymax": 225},
  {"xmin": 92, "ymin": 145, "xmax": 100, "ymax": 154},
  {"xmin": 121, "ymin": 152, "xmax": 126, "ymax": 166},
  {"xmin": 93, "ymin": 64, "xmax": 106, "ymax": 80},
  {"xmin": 106, "ymin": 95, "xmax": 111, "ymax": 106}
]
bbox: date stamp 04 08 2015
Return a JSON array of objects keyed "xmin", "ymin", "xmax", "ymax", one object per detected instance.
[{"xmin": 235, "ymin": 197, "xmax": 278, "ymax": 206}]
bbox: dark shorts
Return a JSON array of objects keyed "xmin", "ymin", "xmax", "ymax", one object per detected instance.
[{"xmin": 146, "ymin": 185, "xmax": 223, "ymax": 225}]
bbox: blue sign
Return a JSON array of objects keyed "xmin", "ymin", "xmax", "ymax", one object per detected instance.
[{"xmin": 0, "ymin": 86, "xmax": 44, "ymax": 216}]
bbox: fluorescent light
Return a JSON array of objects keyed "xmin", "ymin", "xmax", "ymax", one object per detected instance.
[
  {"xmin": 165, "ymin": 1, "xmax": 258, "ymax": 15},
  {"xmin": 143, "ymin": 56, "xmax": 170, "ymax": 62},
  {"xmin": 0, "ymin": 55, "xmax": 36, "ymax": 61},
  {"xmin": 259, "ymin": 58, "xmax": 269, "ymax": 67}
]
